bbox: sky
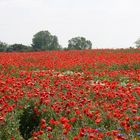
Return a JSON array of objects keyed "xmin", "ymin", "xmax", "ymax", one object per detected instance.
[{"xmin": 0, "ymin": 0, "xmax": 140, "ymax": 48}]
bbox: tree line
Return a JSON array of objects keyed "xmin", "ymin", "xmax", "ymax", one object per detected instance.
[
  {"xmin": 0, "ymin": 30, "xmax": 92, "ymax": 52},
  {"xmin": 1, "ymin": 30, "xmax": 140, "ymax": 52}
]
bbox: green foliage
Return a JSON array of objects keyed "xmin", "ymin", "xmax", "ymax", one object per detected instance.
[
  {"xmin": 135, "ymin": 38, "xmax": 140, "ymax": 48},
  {"xmin": 0, "ymin": 41, "xmax": 8, "ymax": 52},
  {"xmin": 133, "ymin": 63, "xmax": 140, "ymax": 70},
  {"xmin": 0, "ymin": 109, "xmax": 22, "ymax": 140},
  {"xmin": 32, "ymin": 30, "xmax": 61, "ymax": 51},
  {"xmin": 0, "ymin": 122, "xmax": 10, "ymax": 140},
  {"xmin": 6, "ymin": 44, "xmax": 31, "ymax": 52},
  {"xmin": 19, "ymin": 104, "xmax": 40, "ymax": 140},
  {"xmin": 68, "ymin": 37, "xmax": 92, "ymax": 50},
  {"xmin": 109, "ymin": 64, "xmax": 130, "ymax": 70}
]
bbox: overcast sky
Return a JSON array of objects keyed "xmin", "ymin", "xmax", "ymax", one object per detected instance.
[{"xmin": 0, "ymin": 0, "xmax": 140, "ymax": 48}]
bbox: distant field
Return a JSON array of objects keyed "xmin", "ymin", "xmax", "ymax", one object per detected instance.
[{"xmin": 0, "ymin": 49, "xmax": 140, "ymax": 140}]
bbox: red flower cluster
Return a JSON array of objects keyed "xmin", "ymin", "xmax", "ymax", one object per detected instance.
[{"xmin": 0, "ymin": 49, "xmax": 140, "ymax": 139}]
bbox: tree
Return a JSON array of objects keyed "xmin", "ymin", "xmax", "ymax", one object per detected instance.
[
  {"xmin": 135, "ymin": 38, "xmax": 140, "ymax": 48},
  {"xmin": 32, "ymin": 31, "xmax": 61, "ymax": 51},
  {"xmin": 6, "ymin": 44, "xmax": 31, "ymax": 52},
  {"xmin": 67, "ymin": 37, "xmax": 92, "ymax": 50},
  {"xmin": 0, "ymin": 41, "xmax": 8, "ymax": 52}
]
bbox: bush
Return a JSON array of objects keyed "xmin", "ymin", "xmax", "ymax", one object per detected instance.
[{"xmin": 19, "ymin": 104, "xmax": 40, "ymax": 140}]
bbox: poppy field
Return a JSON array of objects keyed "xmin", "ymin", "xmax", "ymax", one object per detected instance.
[{"xmin": 0, "ymin": 49, "xmax": 140, "ymax": 140}]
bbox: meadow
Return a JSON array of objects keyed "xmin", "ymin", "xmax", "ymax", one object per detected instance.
[{"xmin": 0, "ymin": 49, "xmax": 140, "ymax": 140}]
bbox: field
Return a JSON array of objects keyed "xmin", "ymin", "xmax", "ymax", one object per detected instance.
[{"xmin": 0, "ymin": 49, "xmax": 140, "ymax": 140}]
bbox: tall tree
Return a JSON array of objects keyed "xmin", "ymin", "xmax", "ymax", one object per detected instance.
[
  {"xmin": 135, "ymin": 38, "xmax": 140, "ymax": 48},
  {"xmin": 68, "ymin": 37, "xmax": 92, "ymax": 50},
  {"xmin": 0, "ymin": 41, "xmax": 8, "ymax": 52},
  {"xmin": 32, "ymin": 31, "xmax": 61, "ymax": 51}
]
